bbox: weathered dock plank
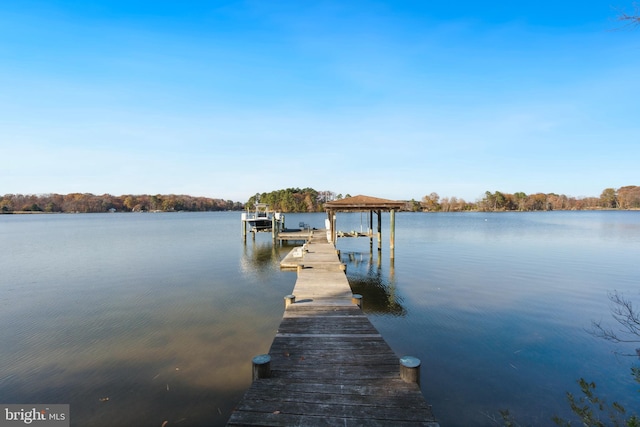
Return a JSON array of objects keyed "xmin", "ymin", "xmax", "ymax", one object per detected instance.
[
  {"xmin": 277, "ymin": 230, "xmax": 314, "ymax": 242},
  {"xmin": 227, "ymin": 230, "xmax": 438, "ymax": 426}
]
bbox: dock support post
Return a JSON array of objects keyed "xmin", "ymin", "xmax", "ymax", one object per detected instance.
[
  {"xmin": 400, "ymin": 356, "xmax": 421, "ymax": 386},
  {"xmin": 272, "ymin": 215, "xmax": 277, "ymax": 240},
  {"xmin": 377, "ymin": 210, "xmax": 382, "ymax": 252},
  {"xmin": 390, "ymin": 209, "xmax": 396, "ymax": 259},
  {"xmin": 252, "ymin": 354, "xmax": 271, "ymax": 380},
  {"xmin": 241, "ymin": 213, "xmax": 247, "ymax": 241},
  {"xmin": 332, "ymin": 214, "xmax": 337, "ymax": 245},
  {"xmin": 352, "ymin": 294, "xmax": 362, "ymax": 308},
  {"xmin": 369, "ymin": 210, "xmax": 374, "ymax": 252},
  {"xmin": 284, "ymin": 294, "xmax": 296, "ymax": 308}
]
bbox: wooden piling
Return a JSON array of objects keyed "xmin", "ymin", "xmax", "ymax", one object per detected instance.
[
  {"xmin": 369, "ymin": 210, "xmax": 374, "ymax": 251},
  {"xmin": 377, "ymin": 209, "xmax": 382, "ymax": 252},
  {"xmin": 400, "ymin": 355, "xmax": 421, "ymax": 386},
  {"xmin": 390, "ymin": 209, "xmax": 396, "ymax": 259},
  {"xmin": 241, "ymin": 213, "xmax": 247, "ymax": 241},
  {"xmin": 351, "ymin": 293, "xmax": 362, "ymax": 308},
  {"xmin": 284, "ymin": 294, "xmax": 295, "ymax": 308},
  {"xmin": 252, "ymin": 354, "xmax": 271, "ymax": 380},
  {"xmin": 271, "ymin": 216, "xmax": 277, "ymax": 240}
]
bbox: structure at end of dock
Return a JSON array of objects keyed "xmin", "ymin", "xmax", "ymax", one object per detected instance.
[{"xmin": 324, "ymin": 194, "xmax": 405, "ymax": 259}]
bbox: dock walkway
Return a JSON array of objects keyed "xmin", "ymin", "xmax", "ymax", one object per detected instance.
[{"xmin": 227, "ymin": 230, "xmax": 438, "ymax": 426}]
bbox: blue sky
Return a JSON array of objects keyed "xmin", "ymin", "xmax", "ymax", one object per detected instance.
[{"xmin": 1, "ymin": 1, "xmax": 638, "ymax": 203}]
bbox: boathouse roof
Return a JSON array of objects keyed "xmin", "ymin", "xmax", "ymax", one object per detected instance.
[{"xmin": 324, "ymin": 194, "xmax": 405, "ymax": 211}]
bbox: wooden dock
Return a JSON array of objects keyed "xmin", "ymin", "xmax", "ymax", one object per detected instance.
[{"xmin": 227, "ymin": 230, "xmax": 439, "ymax": 426}]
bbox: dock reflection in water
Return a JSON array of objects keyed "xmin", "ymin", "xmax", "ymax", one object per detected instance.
[
  {"xmin": 341, "ymin": 251, "xmax": 406, "ymax": 317},
  {"xmin": 240, "ymin": 241, "xmax": 278, "ymax": 271}
]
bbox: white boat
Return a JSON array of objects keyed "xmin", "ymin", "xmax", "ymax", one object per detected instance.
[{"xmin": 245, "ymin": 203, "xmax": 275, "ymax": 231}]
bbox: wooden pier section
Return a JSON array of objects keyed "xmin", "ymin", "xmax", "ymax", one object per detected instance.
[{"xmin": 227, "ymin": 230, "xmax": 439, "ymax": 426}]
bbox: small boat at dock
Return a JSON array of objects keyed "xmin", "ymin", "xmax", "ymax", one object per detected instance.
[{"xmin": 244, "ymin": 203, "xmax": 275, "ymax": 231}]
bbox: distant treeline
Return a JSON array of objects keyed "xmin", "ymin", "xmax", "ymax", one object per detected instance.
[
  {"xmin": 248, "ymin": 186, "xmax": 640, "ymax": 213},
  {"xmin": 3, "ymin": 185, "xmax": 638, "ymax": 214},
  {"xmin": 417, "ymin": 185, "xmax": 640, "ymax": 212},
  {"xmin": 1, "ymin": 189, "xmax": 335, "ymax": 214},
  {"xmin": 0, "ymin": 193, "xmax": 243, "ymax": 213}
]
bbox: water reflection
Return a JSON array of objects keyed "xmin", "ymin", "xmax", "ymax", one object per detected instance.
[
  {"xmin": 0, "ymin": 279, "xmax": 278, "ymax": 427},
  {"xmin": 340, "ymin": 251, "xmax": 406, "ymax": 316},
  {"xmin": 240, "ymin": 239, "xmax": 300, "ymax": 275},
  {"xmin": 0, "ymin": 213, "xmax": 297, "ymax": 427},
  {"xmin": 240, "ymin": 240, "xmax": 278, "ymax": 271},
  {"xmin": 5, "ymin": 212, "xmax": 639, "ymax": 427}
]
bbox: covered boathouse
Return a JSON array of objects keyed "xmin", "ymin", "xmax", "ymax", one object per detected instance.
[{"xmin": 324, "ymin": 194, "xmax": 406, "ymax": 259}]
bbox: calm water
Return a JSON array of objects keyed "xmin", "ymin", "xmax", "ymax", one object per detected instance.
[{"xmin": 1, "ymin": 211, "xmax": 639, "ymax": 426}]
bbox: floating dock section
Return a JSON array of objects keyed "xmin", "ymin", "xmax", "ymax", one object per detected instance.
[{"xmin": 227, "ymin": 230, "xmax": 438, "ymax": 426}]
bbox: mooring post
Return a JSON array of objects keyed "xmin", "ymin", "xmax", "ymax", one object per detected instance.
[
  {"xmin": 399, "ymin": 356, "xmax": 421, "ymax": 386},
  {"xmin": 284, "ymin": 294, "xmax": 296, "ymax": 308},
  {"xmin": 352, "ymin": 293, "xmax": 362, "ymax": 308},
  {"xmin": 252, "ymin": 354, "xmax": 271, "ymax": 380}
]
